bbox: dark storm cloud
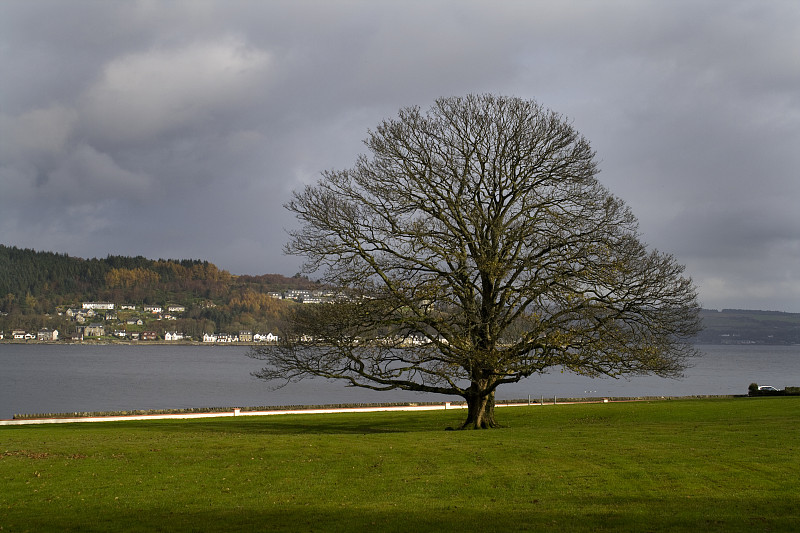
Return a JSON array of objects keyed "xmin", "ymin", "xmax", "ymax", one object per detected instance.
[{"xmin": 1, "ymin": 0, "xmax": 799, "ymax": 311}]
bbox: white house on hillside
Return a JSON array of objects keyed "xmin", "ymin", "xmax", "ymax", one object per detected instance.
[
  {"xmin": 83, "ymin": 302, "xmax": 115, "ymax": 310},
  {"xmin": 37, "ymin": 328, "xmax": 59, "ymax": 341}
]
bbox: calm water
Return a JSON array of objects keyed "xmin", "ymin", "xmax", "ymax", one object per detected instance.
[{"xmin": 1, "ymin": 344, "xmax": 798, "ymax": 418}]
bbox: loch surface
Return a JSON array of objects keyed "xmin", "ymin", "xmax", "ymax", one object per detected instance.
[{"xmin": 1, "ymin": 344, "xmax": 798, "ymax": 418}]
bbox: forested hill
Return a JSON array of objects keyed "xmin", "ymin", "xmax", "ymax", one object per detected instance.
[
  {"xmin": 0, "ymin": 244, "xmax": 317, "ymax": 335},
  {"xmin": 2, "ymin": 245, "xmax": 799, "ymax": 345}
]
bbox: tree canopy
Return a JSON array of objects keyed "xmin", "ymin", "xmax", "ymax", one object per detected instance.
[{"xmin": 250, "ymin": 94, "xmax": 702, "ymax": 429}]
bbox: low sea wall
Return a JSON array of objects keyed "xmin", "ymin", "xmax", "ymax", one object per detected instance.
[
  {"xmin": 1, "ymin": 396, "xmax": 739, "ymax": 426},
  {"xmin": 0, "ymin": 403, "xmax": 471, "ymax": 426}
]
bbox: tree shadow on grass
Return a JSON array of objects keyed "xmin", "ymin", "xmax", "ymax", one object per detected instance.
[{"xmin": 7, "ymin": 495, "xmax": 796, "ymax": 533}]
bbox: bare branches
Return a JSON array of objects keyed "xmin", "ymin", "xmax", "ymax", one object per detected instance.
[{"xmin": 254, "ymin": 94, "xmax": 702, "ymax": 428}]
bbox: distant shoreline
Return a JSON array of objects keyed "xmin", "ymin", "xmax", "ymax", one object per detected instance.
[
  {"xmin": 3, "ymin": 339, "xmax": 798, "ymax": 347},
  {"xmin": 0, "ymin": 339, "xmax": 267, "ymax": 347},
  {"xmin": 1, "ymin": 396, "xmax": 747, "ymax": 425}
]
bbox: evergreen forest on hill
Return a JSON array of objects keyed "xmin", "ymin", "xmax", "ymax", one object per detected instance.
[
  {"xmin": 0, "ymin": 244, "xmax": 318, "ymax": 339},
  {"xmin": 2, "ymin": 244, "xmax": 799, "ymax": 344}
]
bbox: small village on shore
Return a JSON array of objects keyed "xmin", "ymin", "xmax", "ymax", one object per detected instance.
[{"xmin": 1, "ymin": 299, "xmax": 294, "ymax": 345}]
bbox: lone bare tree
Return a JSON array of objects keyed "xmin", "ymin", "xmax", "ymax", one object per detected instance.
[{"xmin": 250, "ymin": 94, "xmax": 702, "ymax": 429}]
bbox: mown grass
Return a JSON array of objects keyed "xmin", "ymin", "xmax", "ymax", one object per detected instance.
[{"xmin": 2, "ymin": 398, "xmax": 798, "ymax": 532}]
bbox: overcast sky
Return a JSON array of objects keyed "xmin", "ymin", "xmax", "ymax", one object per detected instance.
[{"xmin": 2, "ymin": 1, "xmax": 798, "ymax": 312}]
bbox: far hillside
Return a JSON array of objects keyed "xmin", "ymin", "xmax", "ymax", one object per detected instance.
[
  {"xmin": 696, "ymin": 309, "xmax": 800, "ymax": 345},
  {"xmin": 0, "ymin": 244, "xmax": 320, "ymax": 338}
]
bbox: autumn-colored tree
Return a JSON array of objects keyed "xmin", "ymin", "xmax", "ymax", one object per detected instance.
[{"xmin": 105, "ymin": 267, "xmax": 160, "ymax": 289}]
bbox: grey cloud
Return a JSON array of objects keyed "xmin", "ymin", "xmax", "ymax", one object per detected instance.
[
  {"xmin": 1, "ymin": 0, "xmax": 799, "ymax": 311},
  {"xmin": 47, "ymin": 144, "xmax": 154, "ymax": 200},
  {"xmin": 80, "ymin": 38, "xmax": 273, "ymax": 145},
  {"xmin": 0, "ymin": 105, "xmax": 77, "ymax": 160}
]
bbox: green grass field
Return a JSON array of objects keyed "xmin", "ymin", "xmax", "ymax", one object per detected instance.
[{"xmin": 2, "ymin": 398, "xmax": 798, "ymax": 532}]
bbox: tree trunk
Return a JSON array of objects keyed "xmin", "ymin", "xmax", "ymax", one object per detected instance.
[{"xmin": 460, "ymin": 389, "xmax": 498, "ymax": 429}]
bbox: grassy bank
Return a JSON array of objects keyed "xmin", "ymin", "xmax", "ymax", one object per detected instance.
[{"xmin": 2, "ymin": 398, "xmax": 798, "ymax": 531}]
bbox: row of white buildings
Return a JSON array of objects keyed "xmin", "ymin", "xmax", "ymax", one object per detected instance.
[
  {"xmin": 202, "ymin": 332, "xmax": 278, "ymax": 343},
  {"xmin": 2, "ymin": 328, "xmax": 279, "ymax": 343},
  {"xmin": 80, "ymin": 302, "xmax": 186, "ymax": 313},
  {"xmin": 62, "ymin": 302, "xmax": 187, "ymax": 324},
  {"xmin": 271, "ymin": 289, "xmax": 353, "ymax": 304},
  {"xmin": 2, "ymin": 328, "xmax": 60, "ymax": 341}
]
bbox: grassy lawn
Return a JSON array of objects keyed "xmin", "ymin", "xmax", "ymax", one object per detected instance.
[{"xmin": 2, "ymin": 398, "xmax": 798, "ymax": 532}]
